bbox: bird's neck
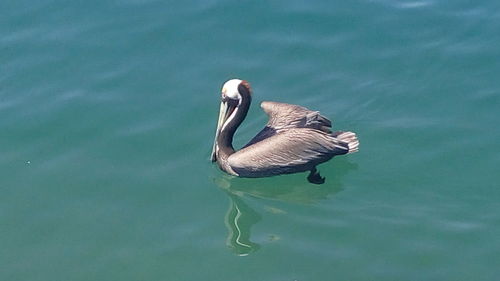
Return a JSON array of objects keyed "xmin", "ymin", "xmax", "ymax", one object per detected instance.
[{"xmin": 216, "ymin": 96, "xmax": 251, "ymax": 163}]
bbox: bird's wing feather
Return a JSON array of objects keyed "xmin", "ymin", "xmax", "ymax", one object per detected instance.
[
  {"xmin": 229, "ymin": 128, "xmax": 349, "ymax": 176},
  {"xmin": 243, "ymin": 101, "xmax": 332, "ymax": 147},
  {"xmin": 261, "ymin": 101, "xmax": 332, "ymax": 132}
]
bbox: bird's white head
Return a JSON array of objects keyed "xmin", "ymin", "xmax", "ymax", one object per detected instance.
[
  {"xmin": 221, "ymin": 79, "xmax": 243, "ymax": 100},
  {"xmin": 211, "ymin": 79, "xmax": 252, "ymax": 162}
]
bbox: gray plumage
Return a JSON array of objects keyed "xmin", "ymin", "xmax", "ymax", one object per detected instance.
[
  {"xmin": 211, "ymin": 79, "xmax": 359, "ymax": 184},
  {"xmin": 230, "ymin": 102, "xmax": 357, "ymax": 177},
  {"xmin": 243, "ymin": 101, "xmax": 333, "ymax": 147}
]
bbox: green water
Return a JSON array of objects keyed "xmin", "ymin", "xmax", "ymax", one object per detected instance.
[{"xmin": 2, "ymin": 1, "xmax": 500, "ymax": 280}]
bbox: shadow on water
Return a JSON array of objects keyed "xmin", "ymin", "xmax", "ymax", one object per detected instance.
[{"xmin": 212, "ymin": 160, "xmax": 358, "ymax": 255}]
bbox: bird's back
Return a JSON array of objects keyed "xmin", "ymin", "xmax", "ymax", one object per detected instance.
[{"xmin": 229, "ymin": 127, "xmax": 355, "ymax": 177}]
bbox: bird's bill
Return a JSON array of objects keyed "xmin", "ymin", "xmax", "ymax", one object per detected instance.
[{"xmin": 211, "ymin": 101, "xmax": 230, "ymax": 162}]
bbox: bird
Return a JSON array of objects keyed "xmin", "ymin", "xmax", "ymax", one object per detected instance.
[{"xmin": 211, "ymin": 79, "xmax": 359, "ymax": 184}]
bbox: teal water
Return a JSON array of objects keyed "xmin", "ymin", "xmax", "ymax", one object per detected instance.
[{"xmin": 2, "ymin": 0, "xmax": 500, "ymax": 280}]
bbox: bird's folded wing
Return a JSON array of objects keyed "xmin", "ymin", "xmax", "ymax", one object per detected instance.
[
  {"xmin": 243, "ymin": 101, "xmax": 333, "ymax": 148},
  {"xmin": 261, "ymin": 101, "xmax": 332, "ymax": 132},
  {"xmin": 230, "ymin": 128, "xmax": 348, "ymax": 176}
]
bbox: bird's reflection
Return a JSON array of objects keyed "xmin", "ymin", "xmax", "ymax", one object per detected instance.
[
  {"xmin": 224, "ymin": 192, "xmax": 261, "ymax": 256},
  {"xmin": 213, "ymin": 160, "xmax": 357, "ymax": 255}
]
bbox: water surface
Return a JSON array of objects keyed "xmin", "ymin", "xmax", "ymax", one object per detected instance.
[{"xmin": 1, "ymin": 0, "xmax": 500, "ymax": 280}]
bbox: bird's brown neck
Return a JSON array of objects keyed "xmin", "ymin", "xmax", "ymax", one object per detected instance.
[{"xmin": 216, "ymin": 94, "xmax": 251, "ymax": 165}]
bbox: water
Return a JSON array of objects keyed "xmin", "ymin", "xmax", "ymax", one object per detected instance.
[{"xmin": 2, "ymin": 0, "xmax": 500, "ymax": 280}]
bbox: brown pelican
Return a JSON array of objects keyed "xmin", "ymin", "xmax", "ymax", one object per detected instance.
[{"xmin": 211, "ymin": 79, "xmax": 359, "ymax": 184}]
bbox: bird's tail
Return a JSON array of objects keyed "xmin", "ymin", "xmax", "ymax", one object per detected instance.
[{"xmin": 333, "ymin": 131, "xmax": 359, "ymax": 154}]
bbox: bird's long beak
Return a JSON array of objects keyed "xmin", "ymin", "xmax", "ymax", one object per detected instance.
[{"xmin": 211, "ymin": 101, "xmax": 230, "ymax": 162}]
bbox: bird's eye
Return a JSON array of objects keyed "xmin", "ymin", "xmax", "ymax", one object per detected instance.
[{"xmin": 225, "ymin": 90, "xmax": 240, "ymax": 100}]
